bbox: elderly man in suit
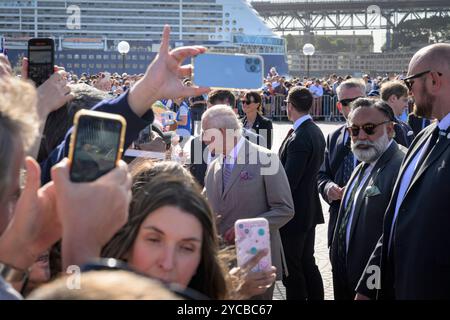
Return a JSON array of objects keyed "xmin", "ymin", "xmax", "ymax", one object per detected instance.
[
  {"xmin": 202, "ymin": 105, "xmax": 294, "ymax": 300},
  {"xmin": 189, "ymin": 90, "xmax": 265, "ymax": 187},
  {"xmin": 318, "ymin": 78, "xmax": 366, "ymax": 248},
  {"xmin": 330, "ymin": 98, "xmax": 406, "ymax": 300},
  {"xmin": 356, "ymin": 43, "xmax": 450, "ymax": 300},
  {"xmin": 279, "ymin": 86, "xmax": 326, "ymax": 300}
]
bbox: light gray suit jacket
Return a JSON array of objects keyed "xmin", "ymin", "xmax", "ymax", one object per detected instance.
[{"xmin": 204, "ymin": 139, "xmax": 294, "ymax": 279}]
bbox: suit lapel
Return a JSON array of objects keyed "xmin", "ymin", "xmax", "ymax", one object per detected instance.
[
  {"xmin": 331, "ymin": 162, "xmax": 362, "ymax": 246},
  {"xmin": 222, "ymin": 140, "xmax": 250, "ymax": 199},
  {"xmin": 348, "ymin": 142, "xmax": 398, "ymax": 245},
  {"xmin": 332, "ymin": 125, "xmax": 348, "ymax": 168},
  {"xmin": 213, "ymin": 158, "xmax": 223, "ymax": 199},
  {"xmin": 404, "ymin": 128, "xmax": 450, "ymax": 199}
]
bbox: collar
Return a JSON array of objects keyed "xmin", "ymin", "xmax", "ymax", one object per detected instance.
[
  {"xmin": 293, "ymin": 114, "xmax": 312, "ymax": 131},
  {"xmin": 437, "ymin": 112, "xmax": 450, "ymax": 131},
  {"xmin": 225, "ymin": 137, "xmax": 246, "ymax": 163}
]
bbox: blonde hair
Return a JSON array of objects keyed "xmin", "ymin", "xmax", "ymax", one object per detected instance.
[
  {"xmin": 0, "ymin": 77, "xmax": 39, "ymax": 202},
  {"xmin": 27, "ymin": 270, "xmax": 181, "ymax": 300}
]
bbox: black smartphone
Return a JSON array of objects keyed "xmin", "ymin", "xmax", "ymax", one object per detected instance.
[
  {"xmin": 27, "ymin": 38, "xmax": 54, "ymax": 86},
  {"xmin": 68, "ymin": 110, "xmax": 127, "ymax": 183}
]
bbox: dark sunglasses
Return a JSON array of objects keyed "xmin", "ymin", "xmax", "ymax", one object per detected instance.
[
  {"xmin": 339, "ymin": 96, "xmax": 363, "ymax": 107},
  {"xmin": 347, "ymin": 121, "xmax": 391, "ymax": 137},
  {"xmin": 403, "ymin": 70, "xmax": 443, "ymax": 91},
  {"xmin": 242, "ymin": 99, "xmax": 256, "ymax": 104}
]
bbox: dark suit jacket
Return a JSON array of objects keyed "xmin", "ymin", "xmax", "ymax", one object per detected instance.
[
  {"xmin": 357, "ymin": 123, "xmax": 450, "ymax": 299},
  {"xmin": 188, "ymin": 135, "xmax": 208, "ymax": 187},
  {"xmin": 330, "ymin": 141, "xmax": 406, "ymax": 295},
  {"xmin": 279, "ymin": 118, "xmax": 326, "ymax": 234},
  {"xmin": 407, "ymin": 112, "xmax": 431, "ymax": 137},
  {"xmin": 242, "ymin": 113, "xmax": 273, "ymax": 149},
  {"xmin": 393, "ymin": 119, "xmax": 415, "ymax": 148},
  {"xmin": 317, "ymin": 125, "xmax": 351, "ymax": 246}
]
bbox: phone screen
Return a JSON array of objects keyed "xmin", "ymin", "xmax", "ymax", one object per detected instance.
[
  {"xmin": 28, "ymin": 39, "xmax": 54, "ymax": 86},
  {"xmin": 70, "ymin": 115, "xmax": 123, "ymax": 182},
  {"xmin": 193, "ymin": 53, "xmax": 264, "ymax": 90}
]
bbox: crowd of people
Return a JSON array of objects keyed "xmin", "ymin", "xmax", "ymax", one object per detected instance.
[{"xmin": 0, "ymin": 25, "xmax": 449, "ymax": 301}]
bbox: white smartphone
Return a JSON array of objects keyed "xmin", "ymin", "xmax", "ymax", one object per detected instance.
[
  {"xmin": 192, "ymin": 53, "xmax": 264, "ymax": 90},
  {"xmin": 235, "ymin": 217, "xmax": 271, "ymax": 272}
]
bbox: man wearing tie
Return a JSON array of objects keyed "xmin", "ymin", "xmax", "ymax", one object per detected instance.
[
  {"xmin": 330, "ymin": 98, "xmax": 406, "ymax": 300},
  {"xmin": 202, "ymin": 105, "xmax": 294, "ymax": 299},
  {"xmin": 356, "ymin": 43, "xmax": 450, "ymax": 300},
  {"xmin": 318, "ymin": 79, "xmax": 366, "ymax": 248},
  {"xmin": 278, "ymin": 86, "xmax": 326, "ymax": 300}
]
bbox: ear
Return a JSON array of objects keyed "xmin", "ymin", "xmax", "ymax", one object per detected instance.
[
  {"xmin": 388, "ymin": 95, "xmax": 397, "ymax": 104},
  {"xmin": 387, "ymin": 122, "xmax": 395, "ymax": 139},
  {"xmin": 429, "ymin": 71, "xmax": 441, "ymax": 93}
]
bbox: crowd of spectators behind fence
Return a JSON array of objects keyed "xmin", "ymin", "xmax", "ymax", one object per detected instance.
[{"xmin": 1, "ymin": 25, "xmax": 448, "ymax": 302}]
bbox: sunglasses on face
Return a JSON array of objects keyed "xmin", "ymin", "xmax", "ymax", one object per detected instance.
[
  {"xmin": 339, "ymin": 96, "xmax": 363, "ymax": 107},
  {"xmin": 403, "ymin": 70, "xmax": 443, "ymax": 91},
  {"xmin": 242, "ymin": 99, "xmax": 256, "ymax": 105},
  {"xmin": 347, "ymin": 120, "xmax": 390, "ymax": 137}
]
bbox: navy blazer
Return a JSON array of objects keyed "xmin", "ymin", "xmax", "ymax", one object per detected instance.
[
  {"xmin": 279, "ymin": 119, "xmax": 326, "ymax": 233},
  {"xmin": 393, "ymin": 119, "xmax": 415, "ymax": 148},
  {"xmin": 40, "ymin": 91, "xmax": 154, "ymax": 184},
  {"xmin": 317, "ymin": 125, "xmax": 352, "ymax": 246}
]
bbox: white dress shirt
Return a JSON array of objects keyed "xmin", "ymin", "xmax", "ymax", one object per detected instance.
[{"xmin": 293, "ymin": 114, "xmax": 312, "ymax": 131}]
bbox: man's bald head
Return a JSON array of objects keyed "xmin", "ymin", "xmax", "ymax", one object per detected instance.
[
  {"xmin": 409, "ymin": 43, "xmax": 450, "ymax": 74},
  {"xmin": 407, "ymin": 43, "xmax": 450, "ymax": 120}
]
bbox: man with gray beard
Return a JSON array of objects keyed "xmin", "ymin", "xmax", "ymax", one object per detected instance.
[{"xmin": 329, "ymin": 98, "xmax": 406, "ymax": 300}]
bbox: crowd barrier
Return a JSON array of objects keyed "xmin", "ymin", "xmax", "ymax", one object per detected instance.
[{"xmin": 262, "ymin": 94, "xmax": 345, "ymax": 122}]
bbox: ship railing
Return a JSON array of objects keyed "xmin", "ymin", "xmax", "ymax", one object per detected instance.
[{"xmin": 262, "ymin": 94, "xmax": 344, "ymax": 122}]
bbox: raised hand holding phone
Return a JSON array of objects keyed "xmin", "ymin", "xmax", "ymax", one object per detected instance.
[{"xmin": 68, "ymin": 110, "xmax": 126, "ymax": 182}]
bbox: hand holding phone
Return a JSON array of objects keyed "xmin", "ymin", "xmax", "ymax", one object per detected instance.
[
  {"xmin": 235, "ymin": 217, "xmax": 271, "ymax": 273},
  {"xmin": 27, "ymin": 38, "xmax": 54, "ymax": 86},
  {"xmin": 68, "ymin": 110, "xmax": 127, "ymax": 182},
  {"xmin": 192, "ymin": 53, "xmax": 264, "ymax": 90}
]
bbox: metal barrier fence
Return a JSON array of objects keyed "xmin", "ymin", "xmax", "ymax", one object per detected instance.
[{"xmin": 262, "ymin": 94, "xmax": 345, "ymax": 122}]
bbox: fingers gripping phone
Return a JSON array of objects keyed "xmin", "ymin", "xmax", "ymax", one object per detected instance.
[
  {"xmin": 192, "ymin": 53, "xmax": 264, "ymax": 90},
  {"xmin": 68, "ymin": 110, "xmax": 126, "ymax": 182},
  {"xmin": 27, "ymin": 38, "xmax": 54, "ymax": 86},
  {"xmin": 235, "ymin": 218, "xmax": 271, "ymax": 272}
]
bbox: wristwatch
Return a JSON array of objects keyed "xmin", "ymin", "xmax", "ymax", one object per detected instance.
[{"xmin": 0, "ymin": 262, "xmax": 29, "ymax": 283}]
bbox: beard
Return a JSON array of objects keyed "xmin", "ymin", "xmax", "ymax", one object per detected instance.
[
  {"xmin": 413, "ymin": 85, "xmax": 434, "ymax": 119},
  {"xmin": 351, "ymin": 129, "xmax": 390, "ymax": 163}
]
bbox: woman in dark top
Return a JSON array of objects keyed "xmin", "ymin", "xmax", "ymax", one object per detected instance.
[{"xmin": 241, "ymin": 91, "xmax": 273, "ymax": 149}]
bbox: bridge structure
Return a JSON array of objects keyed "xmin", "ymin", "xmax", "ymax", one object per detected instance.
[{"xmin": 250, "ymin": 0, "xmax": 450, "ymax": 48}]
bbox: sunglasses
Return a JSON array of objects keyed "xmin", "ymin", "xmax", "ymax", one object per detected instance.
[
  {"xmin": 403, "ymin": 70, "xmax": 443, "ymax": 91},
  {"xmin": 242, "ymin": 99, "xmax": 256, "ymax": 104},
  {"xmin": 339, "ymin": 96, "xmax": 363, "ymax": 107},
  {"xmin": 347, "ymin": 121, "xmax": 391, "ymax": 137}
]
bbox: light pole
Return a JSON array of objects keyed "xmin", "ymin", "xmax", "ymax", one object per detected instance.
[
  {"xmin": 117, "ymin": 41, "xmax": 130, "ymax": 70},
  {"xmin": 303, "ymin": 43, "xmax": 315, "ymax": 79}
]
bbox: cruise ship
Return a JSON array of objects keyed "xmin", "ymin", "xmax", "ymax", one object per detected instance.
[{"xmin": 0, "ymin": 0, "xmax": 288, "ymax": 76}]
